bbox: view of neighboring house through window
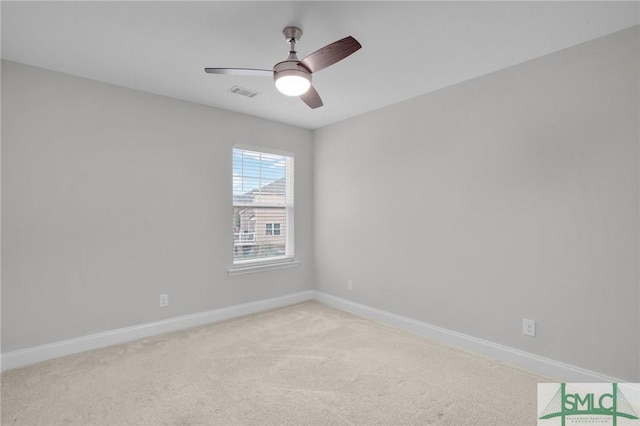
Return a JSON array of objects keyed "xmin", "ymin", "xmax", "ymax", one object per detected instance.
[{"xmin": 233, "ymin": 148, "xmax": 294, "ymax": 264}]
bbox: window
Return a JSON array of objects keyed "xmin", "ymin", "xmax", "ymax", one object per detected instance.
[
  {"xmin": 265, "ymin": 223, "xmax": 281, "ymax": 236},
  {"xmin": 232, "ymin": 148, "xmax": 294, "ymax": 267}
]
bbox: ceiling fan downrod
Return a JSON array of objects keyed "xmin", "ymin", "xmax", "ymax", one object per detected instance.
[{"xmin": 283, "ymin": 26, "xmax": 303, "ymax": 61}]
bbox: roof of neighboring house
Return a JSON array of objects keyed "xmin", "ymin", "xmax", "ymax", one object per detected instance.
[
  {"xmin": 234, "ymin": 177, "xmax": 286, "ymax": 203},
  {"xmin": 258, "ymin": 177, "xmax": 285, "ymax": 194}
]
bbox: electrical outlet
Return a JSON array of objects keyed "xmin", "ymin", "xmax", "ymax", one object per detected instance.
[
  {"xmin": 347, "ymin": 280, "xmax": 353, "ymax": 291},
  {"xmin": 159, "ymin": 294, "xmax": 169, "ymax": 307},
  {"xmin": 523, "ymin": 318, "xmax": 535, "ymax": 336}
]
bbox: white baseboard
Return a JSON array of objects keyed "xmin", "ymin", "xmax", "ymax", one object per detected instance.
[
  {"xmin": 312, "ymin": 291, "xmax": 627, "ymax": 383},
  {"xmin": 1, "ymin": 290, "xmax": 314, "ymax": 371},
  {"xmin": 1, "ymin": 289, "xmax": 629, "ymax": 382}
]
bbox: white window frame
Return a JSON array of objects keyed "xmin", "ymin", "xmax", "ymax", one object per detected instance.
[{"xmin": 228, "ymin": 146, "xmax": 299, "ymax": 276}]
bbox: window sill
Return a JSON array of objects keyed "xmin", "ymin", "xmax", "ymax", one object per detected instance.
[{"xmin": 228, "ymin": 259, "xmax": 301, "ymax": 276}]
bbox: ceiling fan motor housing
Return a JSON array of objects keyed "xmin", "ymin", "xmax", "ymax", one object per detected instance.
[{"xmin": 274, "ymin": 60, "xmax": 311, "ymax": 80}]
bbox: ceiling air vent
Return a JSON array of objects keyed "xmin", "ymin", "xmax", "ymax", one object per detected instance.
[{"xmin": 228, "ymin": 86, "xmax": 260, "ymax": 98}]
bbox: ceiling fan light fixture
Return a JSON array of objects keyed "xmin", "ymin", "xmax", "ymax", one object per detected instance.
[{"xmin": 274, "ymin": 69, "xmax": 311, "ymax": 96}]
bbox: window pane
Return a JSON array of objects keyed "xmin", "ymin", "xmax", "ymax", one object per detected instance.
[
  {"xmin": 233, "ymin": 207, "xmax": 286, "ymax": 261},
  {"xmin": 232, "ymin": 148, "xmax": 290, "ymax": 207}
]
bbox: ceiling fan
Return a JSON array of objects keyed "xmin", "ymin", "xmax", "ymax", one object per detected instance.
[{"xmin": 204, "ymin": 27, "xmax": 361, "ymax": 109}]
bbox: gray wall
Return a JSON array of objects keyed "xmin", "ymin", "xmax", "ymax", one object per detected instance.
[
  {"xmin": 314, "ymin": 27, "xmax": 639, "ymax": 381},
  {"xmin": 1, "ymin": 60, "xmax": 313, "ymax": 352}
]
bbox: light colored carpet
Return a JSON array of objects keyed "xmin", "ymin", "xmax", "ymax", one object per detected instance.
[{"xmin": 1, "ymin": 301, "xmax": 550, "ymax": 425}]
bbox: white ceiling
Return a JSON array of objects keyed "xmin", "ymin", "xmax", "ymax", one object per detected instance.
[{"xmin": 2, "ymin": 1, "xmax": 638, "ymax": 129}]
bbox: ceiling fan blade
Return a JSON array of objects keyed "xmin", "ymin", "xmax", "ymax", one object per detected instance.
[
  {"xmin": 300, "ymin": 36, "xmax": 361, "ymax": 73},
  {"xmin": 204, "ymin": 68, "xmax": 272, "ymax": 77},
  {"xmin": 299, "ymin": 86, "xmax": 323, "ymax": 109}
]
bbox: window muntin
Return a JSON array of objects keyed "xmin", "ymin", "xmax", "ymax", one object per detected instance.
[{"xmin": 232, "ymin": 148, "xmax": 294, "ymax": 265}]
